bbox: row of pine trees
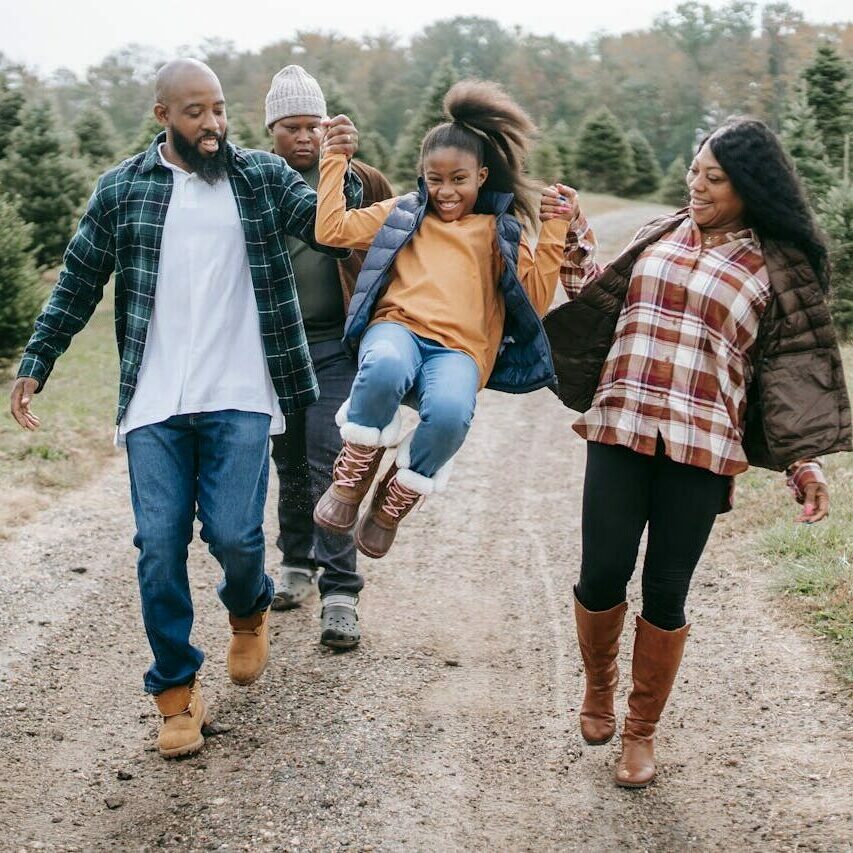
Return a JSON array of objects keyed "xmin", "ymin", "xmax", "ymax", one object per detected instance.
[{"xmin": 1, "ymin": 43, "xmax": 852, "ymax": 361}]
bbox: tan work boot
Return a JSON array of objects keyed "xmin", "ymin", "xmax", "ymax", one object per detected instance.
[
  {"xmin": 574, "ymin": 593, "xmax": 628, "ymax": 745},
  {"xmin": 314, "ymin": 441, "xmax": 386, "ymax": 533},
  {"xmin": 154, "ymin": 677, "xmax": 209, "ymax": 759},
  {"xmin": 227, "ymin": 607, "xmax": 271, "ymax": 686},
  {"xmin": 614, "ymin": 616, "xmax": 690, "ymax": 788},
  {"xmin": 355, "ymin": 464, "xmax": 423, "ymax": 559}
]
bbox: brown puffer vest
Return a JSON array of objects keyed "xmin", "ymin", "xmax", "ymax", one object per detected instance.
[{"xmin": 543, "ymin": 212, "xmax": 852, "ymax": 471}]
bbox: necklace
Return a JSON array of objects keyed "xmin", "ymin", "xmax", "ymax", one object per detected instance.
[{"xmin": 701, "ymin": 231, "xmax": 728, "ymax": 248}]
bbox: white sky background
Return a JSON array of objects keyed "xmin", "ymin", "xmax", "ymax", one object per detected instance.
[{"xmin": 0, "ymin": 0, "xmax": 849, "ymax": 77}]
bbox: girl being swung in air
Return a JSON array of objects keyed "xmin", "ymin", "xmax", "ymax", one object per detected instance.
[{"xmin": 312, "ymin": 81, "xmax": 573, "ymax": 558}]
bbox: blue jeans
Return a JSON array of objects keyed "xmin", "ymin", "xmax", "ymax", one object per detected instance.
[
  {"xmin": 348, "ymin": 322, "xmax": 480, "ymax": 477},
  {"xmin": 271, "ymin": 340, "xmax": 362, "ymax": 597},
  {"xmin": 126, "ymin": 410, "xmax": 275, "ymax": 694}
]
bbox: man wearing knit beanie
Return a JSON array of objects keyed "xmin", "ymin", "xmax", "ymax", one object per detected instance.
[{"xmin": 265, "ymin": 65, "xmax": 394, "ymax": 650}]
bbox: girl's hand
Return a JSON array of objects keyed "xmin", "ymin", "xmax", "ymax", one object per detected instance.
[
  {"xmin": 540, "ymin": 183, "xmax": 580, "ymax": 223},
  {"xmin": 796, "ymin": 481, "xmax": 830, "ymax": 523},
  {"xmin": 321, "ymin": 115, "xmax": 359, "ymax": 159}
]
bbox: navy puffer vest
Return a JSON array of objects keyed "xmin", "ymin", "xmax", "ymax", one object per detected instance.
[{"xmin": 342, "ymin": 181, "xmax": 556, "ymax": 394}]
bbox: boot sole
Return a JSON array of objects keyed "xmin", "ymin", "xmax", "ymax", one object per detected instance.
[
  {"xmin": 582, "ymin": 732, "xmax": 614, "ymax": 746},
  {"xmin": 354, "ymin": 529, "xmax": 390, "ymax": 560},
  {"xmin": 313, "ymin": 507, "xmax": 357, "ymax": 535},
  {"xmin": 159, "ymin": 733, "xmax": 205, "ymax": 758},
  {"xmin": 229, "ymin": 659, "xmax": 269, "ymax": 686},
  {"xmin": 614, "ymin": 776, "xmax": 655, "ymax": 789},
  {"xmin": 159, "ymin": 713, "xmax": 211, "ymax": 759}
]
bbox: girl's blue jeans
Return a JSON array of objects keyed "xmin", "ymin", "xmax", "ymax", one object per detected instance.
[{"xmin": 348, "ymin": 322, "xmax": 480, "ymax": 477}]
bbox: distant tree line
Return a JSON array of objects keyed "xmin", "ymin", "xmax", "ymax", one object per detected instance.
[{"xmin": 0, "ymin": 4, "xmax": 852, "ymax": 354}]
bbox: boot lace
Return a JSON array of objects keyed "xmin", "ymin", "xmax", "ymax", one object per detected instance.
[
  {"xmin": 334, "ymin": 443, "xmax": 379, "ymax": 488},
  {"xmin": 381, "ymin": 477, "xmax": 421, "ymax": 519}
]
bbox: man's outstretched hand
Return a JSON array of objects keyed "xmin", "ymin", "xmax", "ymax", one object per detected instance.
[
  {"xmin": 10, "ymin": 377, "xmax": 40, "ymax": 430},
  {"xmin": 321, "ymin": 115, "xmax": 359, "ymax": 159}
]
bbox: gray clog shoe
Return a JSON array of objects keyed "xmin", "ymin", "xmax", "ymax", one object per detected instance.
[
  {"xmin": 320, "ymin": 594, "xmax": 360, "ymax": 650},
  {"xmin": 271, "ymin": 565, "xmax": 318, "ymax": 611}
]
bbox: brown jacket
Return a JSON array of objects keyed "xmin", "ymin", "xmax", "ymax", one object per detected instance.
[
  {"xmin": 543, "ymin": 211, "xmax": 852, "ymax": 471},
  {"xmin": 337, "ymin": 159, "xmax": 395, "ymax": 310}
]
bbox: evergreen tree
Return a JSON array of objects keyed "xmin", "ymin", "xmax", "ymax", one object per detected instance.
[
  {"xmin": 529, "ymin": 121, "xmax": 561, "ymax": 183},
  {"xmin": 549, "ymin": 119, "xmax": 574, "ymax": 184},
  {"xmin": 658, "ymin": 155, "xmax": 689, "ymax": 207},
  {"xmin": 128, "ymin": 112, "xmax": 163, "ymax": 156},
  {"xmin": 625, "ymin": 128, "xmax": 662, "ymax": 197},
  {"xmin": 357, "ymin": 130, "xmax": 391, "ymax": 173},
  {"xmin": 390, "ymin": 57, "xmax": 459, "ymax": 186},
  {"xmin": 803, "ymin": 44, "xmax": 853, "ymax": 169},
  {"xmin": 73, "ymin": 104, "xmax": 117, "ymax": 168},
  {"xmin": 323, "ymin": 79, "xmax": 363, "ymax": 128},
  {"xmin": 322, "ymin": 79, "xmax": 391, "ymax": 170},
  {"xmin": 0, "ymin": 100, "xmax": 91, "ymax": 268},
  {"xmin": 0, "ymin": 80, "xmax": 25, "ymax": 157},
  {"xmin": 572, "ymin": 107, "xmax": 634, "ymax": 195},
  {"xmin": 780, "ymin": 87, "xmax": 838, "ymax": 205},
  {"xmin": 819, "ymin": 181, "xmax": 853, "ymax": 338},
  {"xmin": 229, "ymin": 113, "xmax": 264, "ymax": 150},
  {"xmin": 0, "ymin": 195, "xmax": 42, "ymax": 361}
]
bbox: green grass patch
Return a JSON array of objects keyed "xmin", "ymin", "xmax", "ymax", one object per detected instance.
[{"xmin": 0, "ymin": 284, "xmax": 119, "ymax": 531}]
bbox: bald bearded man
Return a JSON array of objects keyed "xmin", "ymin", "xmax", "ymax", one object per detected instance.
[{"xmin": 9, "ymin": 59, "xmax": 362, "ymax": 758}]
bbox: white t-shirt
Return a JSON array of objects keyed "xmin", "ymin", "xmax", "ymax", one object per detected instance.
[{"xmin": 117, "ymin": 146, "xmax": 285, "ymax": 445}]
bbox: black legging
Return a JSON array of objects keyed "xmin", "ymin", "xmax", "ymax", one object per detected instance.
[{"xmin": 576, "ymin": 439, "xmax": 730, "ymax": 630}]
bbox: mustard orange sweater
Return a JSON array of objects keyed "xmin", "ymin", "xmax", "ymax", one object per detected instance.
[{"xmin": 316, "ymin": 154, "xmax": 568, "ymax": 385}]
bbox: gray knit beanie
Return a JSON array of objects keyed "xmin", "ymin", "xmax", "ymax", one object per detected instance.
[{"xmin": 265, "ymin": 65, "xmax": 326, "ymax": 127}]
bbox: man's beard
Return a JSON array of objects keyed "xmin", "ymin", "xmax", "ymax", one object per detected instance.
[{"xmin": 171, "ymin": 126, "xmax": 229, "ymax": 185}]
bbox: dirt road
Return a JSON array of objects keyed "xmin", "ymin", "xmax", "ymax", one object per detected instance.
[{"xmin": 2, "ymin": 203, "xmax": 850, "ymax": 852}]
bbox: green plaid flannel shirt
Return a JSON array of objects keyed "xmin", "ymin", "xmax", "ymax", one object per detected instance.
[{"xmin": 17, "ymin": 134, "xmax": 362, "ymax": 423}]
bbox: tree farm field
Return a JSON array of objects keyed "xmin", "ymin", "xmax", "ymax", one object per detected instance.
[{"xmin": 2, "ymin": 192, "xmax": 851, "ymax": 689}]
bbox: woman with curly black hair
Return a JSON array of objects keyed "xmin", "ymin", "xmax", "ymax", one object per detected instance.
[{"xmin": 545, "ymin": 116, "xmax": 851, "ymax": 788}]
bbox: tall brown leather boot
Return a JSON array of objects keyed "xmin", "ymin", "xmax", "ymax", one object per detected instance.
[
  {"xmin": 313, "ymin": 440, "xmax": 386, "ymax": 533},
  {"xmin": 574, "ymin": 593, "xmax": 628, "ymax": 745},
  {"xmin": 615, "ymin": 616, "xmax": 690, "ymax": 788},
  {"xmin": 154, "ymin": 677, "xmax": 210, "ymax": 759},
  {"xmin": 355, "ymin": 464, "xmax": 423, "ymax": 559}
]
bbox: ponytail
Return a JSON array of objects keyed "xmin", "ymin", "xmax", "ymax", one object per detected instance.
[{"xmin": 419, "ymin": 80, "xmax": 540, "ymax": 226}]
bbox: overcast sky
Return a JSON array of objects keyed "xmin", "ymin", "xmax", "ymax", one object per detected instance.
[{"xmin": 0, "ymin": 0, "xmax": 849, "ymax": 76}]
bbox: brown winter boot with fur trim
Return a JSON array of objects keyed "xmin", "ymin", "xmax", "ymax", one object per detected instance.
[
  {"xmin": 355, "ymin": 464, "xmax": 423, "ymax": 558},
  {"xmin": 314, "ymin": 441, "xmax": 386, "ymax": 533}
]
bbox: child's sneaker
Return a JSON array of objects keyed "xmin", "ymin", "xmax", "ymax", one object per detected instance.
[{"xmin": 320, "ymin": 593, "xmax": 360, "ymax": 650}]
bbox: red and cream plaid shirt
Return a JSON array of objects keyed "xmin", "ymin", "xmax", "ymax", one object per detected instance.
[{"xmin": 561, "ymin": 214, "xmax": 824, "ymax": 495}]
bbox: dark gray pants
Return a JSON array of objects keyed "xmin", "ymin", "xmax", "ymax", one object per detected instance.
[{"xmin": 271, "ymin": 339, "xmax": 363, "ymax": 597}]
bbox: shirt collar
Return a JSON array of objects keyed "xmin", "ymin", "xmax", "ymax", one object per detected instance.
[
  {"xmin": 158, "ymin": 143, "xmax": 191, "ymax": 176},
  {"xmin": 688, "ymin": 217, "xmax": 761, "ymax": 251}
]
